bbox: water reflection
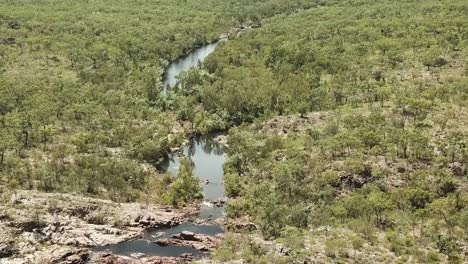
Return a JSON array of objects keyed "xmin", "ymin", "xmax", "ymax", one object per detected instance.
[
  {"xmin": 95, "ymin": 136, "xmax": 226, "ymax": 257},
  {"xmin": 185, "ymin": 136, "xmax": 225, "ymax": 157},
  {"xmin": 163, "ymin": 38, "xmax": 227, "ymax": 91},
  {"xmin": 94, "ymin": 223, "xmax": 223, "ymax": 257},
  {"xmin": 95, "ymin": 38, "xmax": 228, "ymax": 258},
  {"xmin": 166, "ymin": 135, "xmax": 226, "ymax": 206},
  {"xmin": 94, "ymin": 239, "xmax": 203, "ymax": 257}
]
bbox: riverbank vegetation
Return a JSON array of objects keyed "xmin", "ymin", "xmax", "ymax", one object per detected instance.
[
  {"xmin": 0, "ymin": 0, "xmax": 320, "ymax": 202},
  {"xmin": 188, "ymin": 0, "xmax": 467, "ymax": 262},
  {"xmin": 1, "ymin": 0, "xmax": 467, "ymax": 262},
  {"xmin": 165, "ymin": 0, "xmax": 468, "ymax": 262}
]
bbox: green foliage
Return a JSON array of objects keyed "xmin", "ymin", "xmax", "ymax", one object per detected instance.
[
  {"xmin": 7, "ymin": 179, "xmax": 19, "ymax": 192},
  {"xmin": 367, "ymin": 189, "xmax": 394, "ymax": 226},
  {"xmin": 162, "ymin": 158, "xmax": 202, "ymax": 207},
  {"xmin": 0, "ymin": 0, "xmax": 317, "ymax": 201},
  {"xmin": 224, "ymin": 172, "xmax": 243, "ymax": 198},
  {"xmin": 184, "ymin": 0, "xmax": 468, "ymax": 125},
  {"xmin": 217, "ymin": 1, "xmax": 468, "ymax": 261},
  {"xmin": 386, "ymin": 232, "xmax": 415, "ymax": 256},
  {"xmin": 7, "ymin": 179, "xmax": 19, "ymax": 201},
  {"xmin": 1, "ymin": 0, "xmax": 468, "ymax": 262},
  {"xmin": 325, "ymin": 236, "xmax": 350, "ymax": 259},
  {"xmin": 277, "ymin": 226, "xmax": 307, "ymax": 261}
]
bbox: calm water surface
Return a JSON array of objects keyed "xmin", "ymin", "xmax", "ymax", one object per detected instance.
[
  {"xmin": 93, "ymin": 223, "xmax": 223, "ymax": 257},
  {"xmin": 95, "ymin": 136, "xmax": 226, "ymax": 257},
  {"xmin": 163, "ymin": 38, "xmax": 227, "ymax": 91},
  {"xmin": 166, "ymin": 136, "xmax": 226, "ymax": 218},
  {"xmin": 95, "ymin": 40, "xmax": 227, "ymax": 258}
]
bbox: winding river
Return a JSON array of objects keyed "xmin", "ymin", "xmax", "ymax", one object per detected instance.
[
  {"xmin": 95, "ymin": 40, "xmax": 228, "ymax": 258},
  {"xmin": 163, "ymin": 38, "xmax": 227, "ymax": 91}
]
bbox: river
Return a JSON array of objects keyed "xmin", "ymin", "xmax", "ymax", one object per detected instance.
[
  {"xmin": 94, "ymin": 40, "xmax": 228, "ymax": 258},
  {"xmin": 163, "ymin": 38, "xmax": 227, "ymax": 91}
]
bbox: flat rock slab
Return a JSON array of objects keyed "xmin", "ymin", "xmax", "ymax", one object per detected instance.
[
  {"xmin": 0, "ymin": 190, "xmax": 198, "ymax": 263},
  {"xmin": 91, "ymin": 253, "xmax": 194, "ymax": 264},
  {"xmin": 155, "ymin": 232, "xmax": 221, "ymax": 252}
]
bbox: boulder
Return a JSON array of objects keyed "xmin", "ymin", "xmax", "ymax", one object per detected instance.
[
  {"xmin": 212, "ymin": 198, "xmax": 226, "ymax": 207},
  {"xmin": 155, "ymin": 239, "xmax": 169, "ymax": 246},
  {"xmin": 151, "ymin": 232, "xmax": 165, "ymax": 238},
  {"xmin": 155, "ymin": 232, "xmax": 219, "ymax": 252},
  {"xmin": 193, "ymin": 244, "xmax": 209, "ymax": 252},
  {"xmin": 133, "ymin": 214, "xmax": 171, "ymax": 228},
  {"xmin": 179, "ymin": 231, "xmax": 196, "ymax": 241}
]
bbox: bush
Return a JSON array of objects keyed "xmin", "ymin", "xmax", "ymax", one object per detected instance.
[
  {"xmin": 325, "ymin": 237, "xmax": 349, "ymax": 258},
  {"xmin": 224, "ymin": 172, "xmax": 243, "ymax": 197},
  {"xmin": 162, "ymin": 158, "xmax": 201, "ymax": 207}
]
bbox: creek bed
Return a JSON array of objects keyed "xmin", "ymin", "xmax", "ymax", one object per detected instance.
[
  {"xmin": 163, "ymin": 38, "xmax": 227, "ymax": 91},
  {"xmin": 94, "ymin": 135, "xmax": 227, "ymax": 257},
  {"xmin": 95, "ymin": 37, "xmax": 228, "ymax": 259}
]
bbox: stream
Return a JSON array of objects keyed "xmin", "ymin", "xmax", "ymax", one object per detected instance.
[
  {"xmin": 95, "ymin": 40, "xmax": 228, "ymax": 258},
  {"xmin": 163, "ymin": 38, "xmax": 227, "ymax": 91}
]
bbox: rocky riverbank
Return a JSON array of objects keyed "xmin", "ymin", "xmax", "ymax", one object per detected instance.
[
  {"xmin": 90, "ymin": 252, "xmax": 196, "ymax": 264},
  {"xmin": 0, "ymin": 190, "xmax": 198, "ymax": 263},
  {"xmin": 155, "ymin": 231, "xmax": 222, "ymax": 252}
]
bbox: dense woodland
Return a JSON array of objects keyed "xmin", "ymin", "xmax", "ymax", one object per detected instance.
[
  {"xmin": 1, "ymin": 0, "xmax": 467, "ymax": 263},
  {"xmin": 0, "ymin": 0, "xmax": 315, "ymax": 201},
  {"xmin": 202, "ymin": 0, "xmax": 467, "ymax": 263}
]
